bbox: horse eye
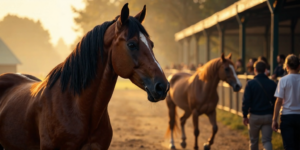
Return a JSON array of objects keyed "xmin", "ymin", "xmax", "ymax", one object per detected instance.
[
  {"xmin": 127, "ymin": 43, "xmax": 136, "ymax": 49},
  {"xmin": 225, "ymin": 67, "xmax": 230, "ymax": 72}
]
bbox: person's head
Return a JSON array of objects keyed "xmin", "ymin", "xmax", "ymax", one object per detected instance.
[
  {"xmin": 284, "ymin": 54, "xmax": 300, "ymax": 73},
  {"xmin": 249, "ymin": 58, "xmax": 257, "ymax": 66},
  {"xmin": 258, "ymin": 56, "xmax": 268, "ymax": 65},
  {"xmin": 254, "ymin": 61, "xmax": 266, "ymax": 75},
  {"xmin": 277, "ymin": 54, "xmax": 286, "ymax": 64},
  {"xmin": 235, "ymin": 58, "xmax": 242, "ymax": 67}
]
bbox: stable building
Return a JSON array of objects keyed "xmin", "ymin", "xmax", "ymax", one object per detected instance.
[
  {"xmin": 0, "ymin": 38, "xmax": 21, "ymax": 74},
  {"xmin": 175, "ymin": 0, "xmax": 300, "ymax": 74}
]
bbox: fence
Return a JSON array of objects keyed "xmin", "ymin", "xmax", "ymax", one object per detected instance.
[{"xmin": 217, "ymin": 75, "xmax": 255, "ymax": 117}]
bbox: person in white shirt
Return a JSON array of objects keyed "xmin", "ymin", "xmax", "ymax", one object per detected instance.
[{"xmin": 272, "ymin": 54, "xmax": 300, "ymax": 150}]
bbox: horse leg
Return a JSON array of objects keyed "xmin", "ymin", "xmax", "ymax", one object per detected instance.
[
  {"xmin": 166, "ymin": 96, "xmax": 176, "ymax": 150},
  {"xmin": 192, "ymin": 109, "xmax": 200, "ymax": 150},
  {"xmin": 180, "ymin": 110, "xmax": 191, "ymax": 149},
  {"xmin": 203, "ymin": 110, "xmax": 218, "ymax": 150}
]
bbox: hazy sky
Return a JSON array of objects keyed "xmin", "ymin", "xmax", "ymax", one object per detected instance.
[{"xmin": 0, "ymin": 0, "xmax": 86, "ymax": 45}]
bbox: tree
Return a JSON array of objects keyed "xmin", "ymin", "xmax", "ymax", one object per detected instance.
[{"xmin": 0, "ymin": 15, "xmax": 61, "ymax": 76}]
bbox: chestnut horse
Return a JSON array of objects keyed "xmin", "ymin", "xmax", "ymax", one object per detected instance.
[
  {"xmin": 166, "ymin": 54, "xmax": 241, "ymax": 150},
  {"xmin": 0, "ymin": 4, "xmax": 169, "ymax": 150}
]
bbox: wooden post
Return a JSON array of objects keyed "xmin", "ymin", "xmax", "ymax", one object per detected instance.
[
  {"xmin": 217, "ymin": 23, "xmax": 225, "ymax": 55},
  {"xmin": 203, "ymin": 29, "xmax": 210, "ymax": 62},
  {"xmin": 291, "ymin": 18, "xmax": 297, "ymax": 54},
  {"xmin": 267, "ymin": 0, "xmax": 285, "ymax": 74},
  {"xmin": 236, "ymin": 14, "xmax": 246, "ymax": 73}
]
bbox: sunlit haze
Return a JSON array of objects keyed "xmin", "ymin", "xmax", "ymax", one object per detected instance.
[{"xmin": 0, "ymin": 0, "xmax": 86, "ymax": 45}]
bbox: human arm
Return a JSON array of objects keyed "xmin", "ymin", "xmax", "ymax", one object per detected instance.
[
  {"xmin": 272, "ymin": 98, "xmax": 283, "ymax": 132},
  {"xmin": 242, "ymin": 82, "xmax": 252, "ymax": 126}
]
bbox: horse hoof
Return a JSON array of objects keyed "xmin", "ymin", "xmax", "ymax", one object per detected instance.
[
  {"xmin": 180, "ymin": 141, "xmax": 186, "ymax": 148},
  {"xmin": 169, "ymin": 145, "xmax": 176, "ymax": 150},
  {"xmin": 193, "ymin": 146, "xmax": 199, "ymax": 150},
  {"xmin": 203, "ymin": 144, "xmax": 210, "ymax": 150}
]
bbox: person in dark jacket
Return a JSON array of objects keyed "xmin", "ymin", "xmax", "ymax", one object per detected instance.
[{"xmin": 242, "ymin": 61, "xmax": 277, "ymax": 150}]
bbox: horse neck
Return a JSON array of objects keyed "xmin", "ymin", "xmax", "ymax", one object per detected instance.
[
  {"xmin": 197, "ymin": 61, "xmax": 221, "ymax": 89},
  {"xmin": 76, "ymin": 25, "xmax": 118, "ymax": 129}
]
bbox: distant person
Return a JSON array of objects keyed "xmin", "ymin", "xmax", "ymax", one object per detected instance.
[
  {"xmin": 198, "ymin": 63, "xmax": 203, "ymax": 68},
  {"xmin": 258, "ymin": 56, "xmax": 270, "ymax": 76},
  {"xmin": 272, "ymin": 54, "xmax": 300, "ymax": 150},
  {"xmin": 272, "ymin": 54, "xmax": 285, "ymax": 80},
  {"xmin": 189, "ymin": 64, "xmax": 196, "ymax": 71},
  {"xmin": 242, "ymin": 61, "xmax": 277, "ymax": 150},
  {"xmin": 246, "ymin": 58, "xmax": 257, "ymax": 75},
  {"xmin": 235, "ymin": 58, "xmax": 244, "ymax": 74}
]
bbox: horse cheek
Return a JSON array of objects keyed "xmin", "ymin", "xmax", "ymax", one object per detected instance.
[{"xmin": 112, "ymin": 49, "xmax": 134, "ymax": 78}]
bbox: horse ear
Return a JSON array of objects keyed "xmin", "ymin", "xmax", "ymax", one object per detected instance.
[
  {"xmin": 227, "ymin": 53, "xmax": 232, "ymax": 60},
  {"xmin": 134, "ymin": 5, "xmax": 146, "ymax": 23},
  {"xmin": 119, "ymin": 3, "xmax": 129, "ymax": 25},
  {"xmin": 221, "ymin": 53, "xmax": 226, "ymax": 62},
  {"xmin": 116, "ymin": 3, "xmax": 129, "ymax": 32}
]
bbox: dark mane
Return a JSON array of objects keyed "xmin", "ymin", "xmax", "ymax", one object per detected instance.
[{"xmin": 46, "ymin": 16, "xmax": 149, "ymax": 95}]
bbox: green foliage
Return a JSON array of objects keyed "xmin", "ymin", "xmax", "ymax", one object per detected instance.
[
  {"xmin": 0, "ymin": 15, "xmax": 61, "ymax": 75},
  {"xmin": 216, "ymin": 109, "xmax": 284, "ymax": 150},
  {"xmin": 72, "ymin": 0, "xmax": 238, "ymax": 66}
]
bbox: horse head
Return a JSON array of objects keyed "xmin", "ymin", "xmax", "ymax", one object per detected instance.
[
  {"xmin": 110, "ymin": 4, "xmax": 169, "ymax": 102},
  {"xmin": 218, "ymin": 53, "xmax": 242, "ymax": 92}
]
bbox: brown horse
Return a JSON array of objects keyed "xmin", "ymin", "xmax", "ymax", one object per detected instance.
[
  {"xmin": 0, "ymin": 4, "xmax": 169, "ymax": 150},
  {"xmin": 166, "ymin": 53, "xmax": 241, "ymax": 150}
]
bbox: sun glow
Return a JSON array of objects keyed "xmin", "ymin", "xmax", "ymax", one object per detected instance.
[{"xmin": 0, "ymin": 0, "xmax": 85, "ymax": 45}]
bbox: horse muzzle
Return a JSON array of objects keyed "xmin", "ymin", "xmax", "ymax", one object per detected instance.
[
  {"xmin": 144, "ymin": 79, "xmax": 169, "ymax": 102},
  {"xmin": 230, "ymin": 82, "xmax": 242, "ymax": 92}
]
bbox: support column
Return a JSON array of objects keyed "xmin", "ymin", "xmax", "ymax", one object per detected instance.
[
  {"xmin": 217, "ymin": 23, "xmax": 225, "ymax": 54},
  {"xmin": 291, "ymin": 18, "xmax": 297, "ymax": 54},
  {"xmin": 194, "ymin": 33, "xmax": 201, "ymax": 66},
  {"xmin": 270, "ymin": 13, "xmax": 279, "ymax": 74},
  {"xmin": 185, "ymin": 37, "xmax": 191, "ymax": 65},
  {"xmin": 267, "ymin": 0, "xmax": 285, "ymax": 74},
  {"xmin": 178, "ymin": 40, "xmax": 184, "ymax": 63},
  {"xmin": 236, "ymin": 14, "xmax": 246, "ymax": 72},
  {"xmin": 264, "ymin": 25, "xmax": 270, "ymax": 58},
  {"xmin": 203, "ymin": 29, "xmax": 210, "ymax": 62}
]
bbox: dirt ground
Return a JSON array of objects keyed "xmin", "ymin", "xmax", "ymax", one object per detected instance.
[{"xmin": 108, "ymin": 89, "xmax": 249, "ymax": 150}]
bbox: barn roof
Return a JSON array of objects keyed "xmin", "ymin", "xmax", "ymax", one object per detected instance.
[{"xmin": 0, "ymin": 38, "xmax": 21, "ymax": 65}]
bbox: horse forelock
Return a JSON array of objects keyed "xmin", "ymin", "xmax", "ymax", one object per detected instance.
[{"xmin": 46, "ymin": 16, "xmax": 149, "ymax": 95}]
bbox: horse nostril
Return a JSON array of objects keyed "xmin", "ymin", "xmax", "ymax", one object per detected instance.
[{"xmin": 155, "ymin": 82, "xmax": 164, "ymax": 94}]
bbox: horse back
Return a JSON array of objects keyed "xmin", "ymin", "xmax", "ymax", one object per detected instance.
[
  {"xmin": 168, "ymin": 72, "xmax": 191, "ymax": 87},
  {"xmin": 0, "ymin": 73, "xmax": 40, "ymax": 99}
]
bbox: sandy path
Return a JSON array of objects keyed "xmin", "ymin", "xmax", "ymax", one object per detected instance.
[{"xmin": 108, "ymin": 89, "xmax": 248, "ymax": 150}]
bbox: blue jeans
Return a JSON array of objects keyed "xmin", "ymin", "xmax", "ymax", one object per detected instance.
[{"xmin": 280, "ymin": 114, "xmax": 300, "ymax": 150}]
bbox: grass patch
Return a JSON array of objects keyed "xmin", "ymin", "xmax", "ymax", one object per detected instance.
[{"xmin": 216, "ymin": 109, "xmax": 283, "ymax": 150}]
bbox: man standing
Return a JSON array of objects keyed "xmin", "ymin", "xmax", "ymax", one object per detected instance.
[
  {"xmin": 272, "ymin": 54, "xmax": 286, "ymax": 80},
  {"xmin": 242, "ymin": 61, "xmax": 277, "ymax": 150}
]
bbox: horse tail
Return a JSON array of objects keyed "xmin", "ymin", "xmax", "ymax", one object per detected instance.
[{"xmin": 165, "ymin": 96, "xmax": 179, "ymax": 138}]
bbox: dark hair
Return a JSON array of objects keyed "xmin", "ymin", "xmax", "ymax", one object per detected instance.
[
  {"xmin": 278, "ymin": 54, "xmax": 286, "ymax": 60},
  {"xmin": 47, "ymin": 16, "xmax": 149, "ymax": 95},
  {"xmin": 254, "ymin": 61, "xmax": 266, "ymax": 73},
  {"xmin": 284, "ymin": 54, "xmax": 299, "ymax": 70},
  {"xmin": 250, "ymin": 58, "xmax": 257, "ymax": 63},
  {"xmin": 258, "ymin": 56, "xmax": 270, "ymax": 69},
  {"xmin": 237, "ymin": 58, "xmax": 242, "ymax": 63}
]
